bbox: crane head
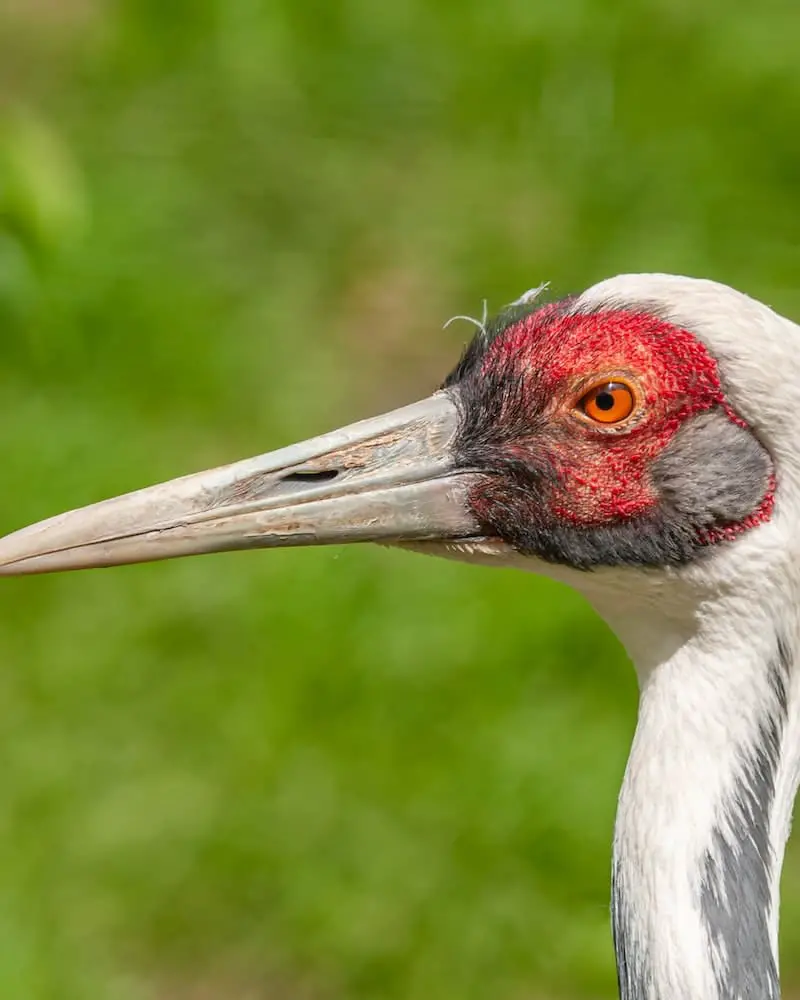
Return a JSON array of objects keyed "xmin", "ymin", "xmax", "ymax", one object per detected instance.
[
  {"xmin": 0, "ymin": 274, "xmax": 786, "ymax": 581},
  {"xmin": 441, "ymin": 284, "xmax": 774, "ymax": 569}
]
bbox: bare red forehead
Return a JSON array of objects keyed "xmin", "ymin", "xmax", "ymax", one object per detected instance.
[{"xmin": 482, "ymin": 305, "xmax": 724, "ymax": 407}]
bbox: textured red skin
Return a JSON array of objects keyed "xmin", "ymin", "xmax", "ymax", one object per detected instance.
[{"xmin": 478, "ymin": 306, "xmax": 774, "ymax": 537}]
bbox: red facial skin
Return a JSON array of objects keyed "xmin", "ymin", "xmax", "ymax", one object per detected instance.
[{"xmin": 475, "ymin": 306, "xmax": 774, "ymax": 537}]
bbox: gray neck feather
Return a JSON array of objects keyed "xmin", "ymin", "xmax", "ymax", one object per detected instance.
[{"xmin": 698, "ymin": 637, "xmax": 788, "ymax": 1000}]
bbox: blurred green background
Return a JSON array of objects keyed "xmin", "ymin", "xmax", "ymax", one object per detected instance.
[{"xmin": 0, "ymin": 1, "xmax": 797, "ymax": 997}]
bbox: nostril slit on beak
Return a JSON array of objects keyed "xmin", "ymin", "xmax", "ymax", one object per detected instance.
[{"xmin": 281, "ymin": 470, "xmax": 340, "ymax": 483}]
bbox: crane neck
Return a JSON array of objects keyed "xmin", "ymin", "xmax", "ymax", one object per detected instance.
[{"xmin": 580, "ymin": 569, "xmax": 800, "ymax": 1000}]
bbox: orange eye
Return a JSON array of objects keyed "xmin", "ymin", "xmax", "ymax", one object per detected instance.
[{"xmin": 579, "ymin": 381, "xmax": 636, "ymax": 424}]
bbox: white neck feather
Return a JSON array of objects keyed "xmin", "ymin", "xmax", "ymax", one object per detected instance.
[{"xmin": 577, "ymin": 544, "xmax": 800, "ymax": 1000}]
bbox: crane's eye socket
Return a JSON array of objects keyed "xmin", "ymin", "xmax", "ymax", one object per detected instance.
[{"xmin": 578, "ymin": 381, "xmax": 636, "ymax": 424}]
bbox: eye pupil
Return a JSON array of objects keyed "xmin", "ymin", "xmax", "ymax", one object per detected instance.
[{"xmin": 595, "ymin": 391, "xmax": 615, "ymax": 411}]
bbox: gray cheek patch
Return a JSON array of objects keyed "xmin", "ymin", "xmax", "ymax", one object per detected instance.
[{"xmin": 653, "ymin": 409, "xmax": 772, "ymax": 531}]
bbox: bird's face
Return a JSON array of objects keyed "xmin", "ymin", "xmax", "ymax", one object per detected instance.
[
  {"xmin": 0, "ymin": 276, "xmax": 778, "ymax": 580},
  {"xmin": 443, "ymin": 294, "xmax": 773, "ymax": 570}
]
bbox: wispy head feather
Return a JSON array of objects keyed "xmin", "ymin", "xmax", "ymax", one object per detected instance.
[{"xmin": 443, "ymin": 299, "xmax": 489, "ymax": 339}]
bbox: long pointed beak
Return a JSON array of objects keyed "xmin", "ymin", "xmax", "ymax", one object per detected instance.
[{"xmin": 0, "ymin": 392, "xmax": 483, "ymax": 576}]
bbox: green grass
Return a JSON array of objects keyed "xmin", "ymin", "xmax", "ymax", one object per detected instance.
[{"xmin": 0, "ymin": 1, "xmax": 798, "ymax": 997}]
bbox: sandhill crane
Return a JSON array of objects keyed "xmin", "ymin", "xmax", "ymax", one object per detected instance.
[{"xmin": 0, "ymin": 273, "xmax": 794, "ymax": 999}]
